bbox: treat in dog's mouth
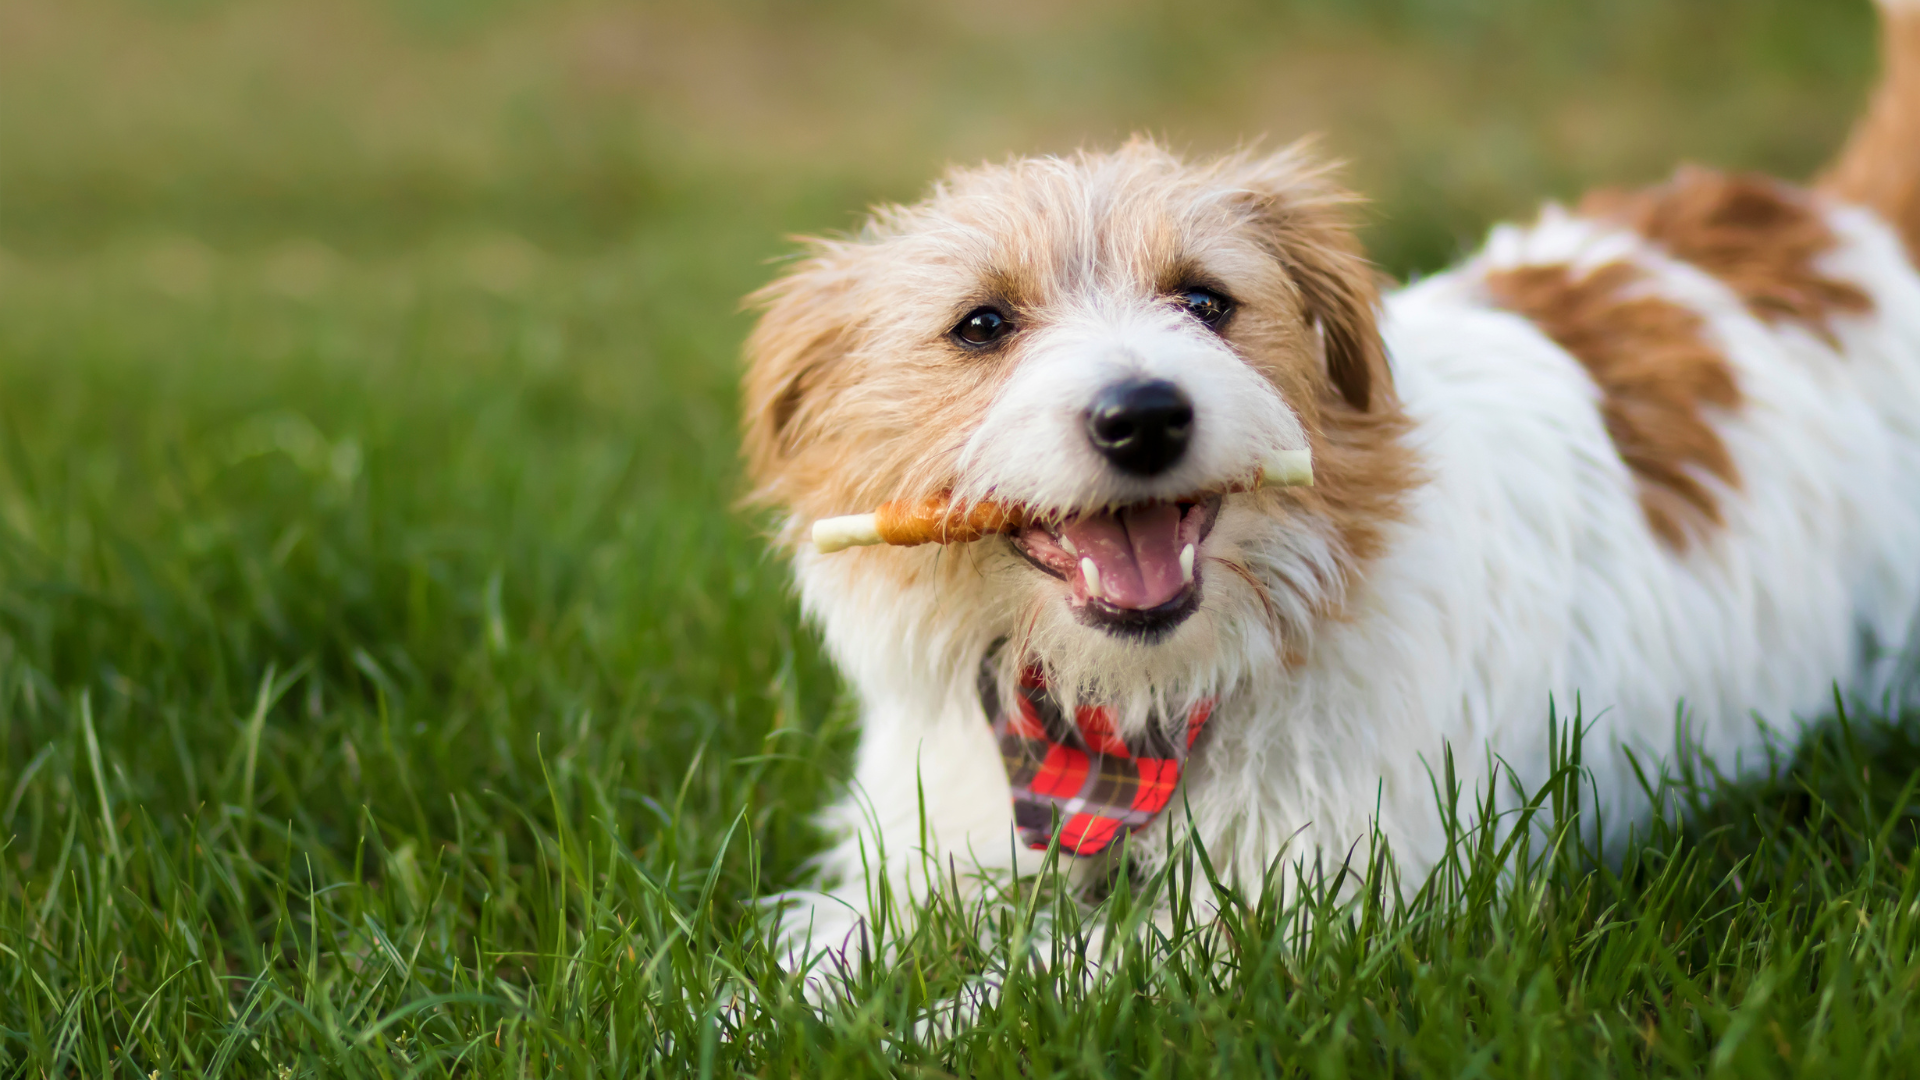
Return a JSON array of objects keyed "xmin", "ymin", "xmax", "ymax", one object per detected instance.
[
  {"xmin": 1011, "ymin": 497, "xmax": 1219, "ymax": 638},
  {"xmin": 807, "ymin": 450, "xmax": 1309, "ymax": 554}
]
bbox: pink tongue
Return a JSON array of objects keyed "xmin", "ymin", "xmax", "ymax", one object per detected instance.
[{"xmin": 1059, "ymin": 503, "xmax": 1187, "ymax": 610}]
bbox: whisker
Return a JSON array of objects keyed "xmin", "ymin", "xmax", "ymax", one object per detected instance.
[
  {"xmin": 1012, "ymin": 602, "xmax": 1044, "ymax": 673},
  {"xmin": 1209, "ymin": 556, "xmax": 1283, "ymax": 638}
]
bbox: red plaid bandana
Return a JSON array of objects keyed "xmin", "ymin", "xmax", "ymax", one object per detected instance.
[{"xmin": 980, "ymin": 659, "xmax": 1214, "ymax": 857}]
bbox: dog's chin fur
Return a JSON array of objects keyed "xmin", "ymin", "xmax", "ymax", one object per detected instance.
[{"xmin": 744, "ymin": 0, "xmax": 1920, "ymax": 966}]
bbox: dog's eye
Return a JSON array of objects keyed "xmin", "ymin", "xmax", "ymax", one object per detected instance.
[
  {"xmin": 1177, "ymin": 289, "xmax": 1233, "ymax": 329},
  {"xmin": 952, "ymin": 307, "xmax": 1012, "ymax": 348}
]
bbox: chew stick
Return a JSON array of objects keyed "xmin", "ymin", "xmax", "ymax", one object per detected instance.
[
  {"xmin": 810, "ymin": 449, "xmax": 1312, "ymax": 554},
  {"xmin": 810, "ymin": 497, "xmax": 1025, "ymax": 554}
]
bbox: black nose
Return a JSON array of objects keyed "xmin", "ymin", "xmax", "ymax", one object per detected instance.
[{"xmin": 1085, "ymin": 379, "xmax": 1194, "ymax": 476}]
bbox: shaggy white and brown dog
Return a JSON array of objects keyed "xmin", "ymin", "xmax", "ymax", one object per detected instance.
[{"xmin": 742, "ymin": 0, "xmax": 1920, "ymax": 950}]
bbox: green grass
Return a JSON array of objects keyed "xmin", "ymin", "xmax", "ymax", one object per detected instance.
[{"xmin": 3, "ymin": 0, "xmax": 1919, "ymax": 1074}]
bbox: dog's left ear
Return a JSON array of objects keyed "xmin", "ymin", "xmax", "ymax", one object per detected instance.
[{"xmin": 1232, "ymin": 148, "xmax": 1391, "ymax": 413}]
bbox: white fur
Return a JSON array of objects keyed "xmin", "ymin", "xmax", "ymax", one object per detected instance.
[
  {"xmin": 776, "ymin": 200, "xmax": 1920, "ymax": 959},
  {"xmin": 953, "ymin": 303, "xmax": 1308, "ymax": 515}
]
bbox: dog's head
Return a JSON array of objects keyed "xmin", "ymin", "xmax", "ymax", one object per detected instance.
[{"xmin": 743, "ymin": 140, "xmax": 1413, "ymax": 713}]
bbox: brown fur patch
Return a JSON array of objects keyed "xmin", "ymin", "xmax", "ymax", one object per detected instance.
[
  {"xmin": 1223, "ymin": 156, "xmax": 1417, "ymax": 576},
  {"xmin": 1822, "ymin": 6, "xmax": 1920, "ymax": 264},
  {"xmin": 1580, "ymin": 167, "xmax": 1872, "ymax": 342},
  {"xmin": 1483, "ymin": 261, "xmax": 1741, "ymax": 549}
]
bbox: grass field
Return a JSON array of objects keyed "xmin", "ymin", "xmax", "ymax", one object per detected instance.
[{"xmin": 3, "ymin": 0, "xmax": 1919, "ymax": 1075}]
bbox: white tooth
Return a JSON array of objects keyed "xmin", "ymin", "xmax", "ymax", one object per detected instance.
[
  {"xmin": 1060, "ymin": 534, "xmax": 1078, "ymax": 556},
  {"xmin": 1080, "ymin": 557, "xmax": 1103, "ymax": 599},
  {"xmin": 1180, "ymin": 544, "xmax": 1195, "ymax": 584}
]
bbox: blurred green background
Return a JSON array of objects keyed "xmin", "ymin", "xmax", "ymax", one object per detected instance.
[
  {"xmin": 0, "ymin": 0, "xmax": 1896, "ymax": 1073},
  {"xmin": 0, "ymin": 0, "xmax": 1881, "ymax": 271}
]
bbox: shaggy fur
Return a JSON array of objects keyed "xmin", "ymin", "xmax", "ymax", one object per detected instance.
[
  {"xmin": 1581, "ymin": 168, "xmax": 1875, "ymax": 342},
  {"xmin": 1481, "ymin": 260, "xmax": 1740, "ymax": 549},
  {"xmin": 742, "ymin": 0, "xmax": 1920, "ymax": 953}
]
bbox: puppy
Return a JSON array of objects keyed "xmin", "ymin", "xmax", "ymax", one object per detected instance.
[{"xmin": 742, "ymin": 0, "xmax": 1920, "ymax": 952}]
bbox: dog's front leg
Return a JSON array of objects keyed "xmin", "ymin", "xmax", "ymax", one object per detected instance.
[{"xmin": 776, "ymin": 678, "xmax": 1056, "ymax": 965}]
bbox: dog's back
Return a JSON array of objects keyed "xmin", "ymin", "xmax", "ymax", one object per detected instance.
[{"xmin": 1277, "ymin": 0, "xmax": 1920, "ymax": 870}]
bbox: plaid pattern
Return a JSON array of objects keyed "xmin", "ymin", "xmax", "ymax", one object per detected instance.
[{"xmin": 980, "ymin": 659, "xmax": 1214, "ymax": 857}]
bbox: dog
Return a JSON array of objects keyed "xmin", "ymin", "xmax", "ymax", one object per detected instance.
[{"xmin": 741, "ymin": 0, "xmax": 1920, "ymax": 954}]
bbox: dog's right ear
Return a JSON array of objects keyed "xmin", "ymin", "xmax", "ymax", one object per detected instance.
[
  {"xmin": 1283, "ymin": 227, "xmax": 1387, "ymax": 414},
  {"xmin": 1228, "ymin": 145, "xmax": 1392, "ymax": 414},
  {"xmin": 740, "ymin": 246, "xmax": 864, "ymax": 499}
]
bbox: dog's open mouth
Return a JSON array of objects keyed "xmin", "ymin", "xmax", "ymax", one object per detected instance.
[{"xmin": 1011, "ymin": 496, "xmax": 1220, "ymax": 640}]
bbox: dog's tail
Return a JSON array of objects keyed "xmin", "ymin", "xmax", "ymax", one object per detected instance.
[{"xmin": 1823, "ymin": 0, "xmax": 1920, "ymax": 257}]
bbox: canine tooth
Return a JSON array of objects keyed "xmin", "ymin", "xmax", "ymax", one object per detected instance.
[
  {"xmin": 1060, "ymin": 534, "xmax": 1078, "ymax": 556},
  {"xmin": 1080, "ymin": 557, "xmax": 1103, "ymax": 598},
  {"xmin": 1180, "ymin": 544, "xmax": 1195, "ymax": 584},
  {"xmin": 1260, "ymin": 449, "xmax": 1315, "ymax": 488}
]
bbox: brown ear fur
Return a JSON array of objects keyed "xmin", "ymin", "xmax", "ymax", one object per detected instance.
[
  {"xmin": 1293, "ymin": 236, "xmax": 1388, "ymax": 412},
  {"xmin": 1223, "ymin": 147, "xmax": 1415, "ymax": 580},
  {"xmin": 739, "ymin": 246, "xmax": 862, "ymax": 502},
  {"xmin": 1234, "ymin": 150, "xmax": 1392, "ymax": 412}
]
